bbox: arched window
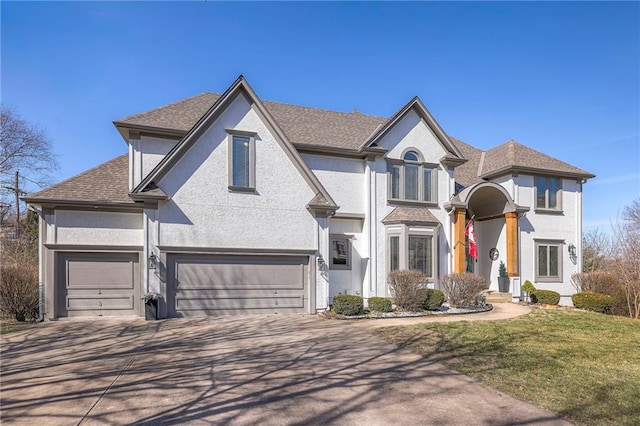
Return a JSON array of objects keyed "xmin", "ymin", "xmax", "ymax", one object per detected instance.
[
  {"xmin": 389, "ymin": 150, "xmax": 437, "ymax": 202},
  {"xmin": 404, "ymin": 151, "xmax": 420, "ymax": 162}
]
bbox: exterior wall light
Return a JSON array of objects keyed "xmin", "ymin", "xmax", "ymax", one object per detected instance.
[
  {"xmin": 568, "ymin": 244, "xmax": 576, "ymax": 256},
  {"xmin": 148, "ymin": 252, "xmax": 158, "ymax": 269}
]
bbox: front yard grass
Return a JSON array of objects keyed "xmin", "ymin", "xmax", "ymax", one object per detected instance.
[{"xmin": 374, "ymin": 309, "xmax": 640, "ymax": 425}]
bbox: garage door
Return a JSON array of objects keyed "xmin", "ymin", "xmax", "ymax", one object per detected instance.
[
  {"xmin": 166, "ymin": 254, "xmax": 309, "ymax": 317},
  {"xmin": 57, "ymin": 252, "xmax": 140, "ymax": 317}
]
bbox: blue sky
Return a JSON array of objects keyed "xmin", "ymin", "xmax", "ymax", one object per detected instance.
[{"xmin": 2, "ymin": 1, "xmax": 639, "ymax": 233}]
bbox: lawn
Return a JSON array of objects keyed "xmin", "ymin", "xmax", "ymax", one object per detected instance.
[{"xmin": 374, "ymin": 309, "xmax": 640, "ymax": 426}]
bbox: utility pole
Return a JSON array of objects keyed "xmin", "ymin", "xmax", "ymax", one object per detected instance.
[{"xmin": 3, "ymin": 171, "xmax": 25, "ymax": 238}]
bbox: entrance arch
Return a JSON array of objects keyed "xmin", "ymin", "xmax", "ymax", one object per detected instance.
[{"xmin": 451, "ymin": 182, "xmax": 526, "ymax": 285}]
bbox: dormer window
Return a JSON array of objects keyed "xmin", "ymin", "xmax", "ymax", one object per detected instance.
[{"xmin": 388, "ymin": 150, "xmax": 437, "ymax": 203}]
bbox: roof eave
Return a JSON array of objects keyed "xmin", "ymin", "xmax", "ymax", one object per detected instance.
[
  {"xmin": 481, "ymin": 165, "xmax": 595, "ymax": 180},
  {"xmin": 22, "ymin": 198, "xmax": 143, "ymax": 210},
  {"xmin": 128, "ymin": 193, "xmax": 169, "ymax": 202},
  {"xmin": 381, "ymin": 219, "xmax": 440, "ymax": 226},
  {"xmin": 440, "ymin": 155, "xmax": 468, "ymax": 168},
  {"xmin": 113, "ymin": 121, "xmax": 188, "ymax": 143}
]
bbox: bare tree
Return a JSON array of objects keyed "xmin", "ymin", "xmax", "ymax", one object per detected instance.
[
  {"xmin": 611, "ymin": 197, "xmax": 640, "ymax": 319},
  {"xmin": 1, "ymin": 105, "xmax": 58, "ymax": 232},
  {"xmin": 0, "ymin": 105, "xmax": 57, "ymax": 182},
  {"xmin": 582, "ymin": 228, "xmax": 611, "ymax": 273}
]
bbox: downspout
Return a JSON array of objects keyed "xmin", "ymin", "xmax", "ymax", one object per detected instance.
[
  {"xmin": 369, "ymin": 157, "xmax": 377, "ymax": 296},
  {"xmin": 29, "ymin": 205, "xmax": 45, "ymax": 322},
  {"xmin": 577, "ymin": 179, "xmax": 583, "ymax": 273}
]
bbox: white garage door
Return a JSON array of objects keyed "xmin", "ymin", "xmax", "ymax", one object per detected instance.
[
  {"xmin": 57, "ymin": 252, "xmax": 140, "ymax": 317},
  {"xmin": 166, "ymin": 254, "xmax": 309, "ymax": 316}
]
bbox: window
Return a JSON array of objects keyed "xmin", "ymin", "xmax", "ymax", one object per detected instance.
[
  {"xmin": 389, "ymin": 150, "xmax": 437, "ymax": 203},
  {"xmin": 389, "ymin": 236, "xmax": 400, "ymax": 271},
  {"xmin": 536, "ymin": 241, "xmax": 562, "ymax": 281},
  {"xmin": 408, "ymin": 235, "xmax": 432, "ymax": 276},
  {"xmin": 387, "ymin": 226, "xmax": 436, "ymax": 279},
  {"xmin": 228, "ymin": 132, "xmax": 256, "ymax": 191},
  {"xmin": 330, "ymin": 236, "xmax": 351, "ymax": 270},
  {"xmin": 535, "ymin": 176, "xmax": 561, "ymax": 210}
]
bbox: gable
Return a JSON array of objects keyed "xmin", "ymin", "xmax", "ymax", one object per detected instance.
[
  {"xmin": 377, "ymin": 108, "xmax": 451, "ymax": 163},
  {"xmin": 361, "ymin": 98, "xmax": 465, "ymax": 166},
  {"xmin": 156, "ymin": 90, "xmax": 323, "ymax": 248},
  {"xmin": 132, "ymin": 76, "xmax": 337, "ymax": 210}
]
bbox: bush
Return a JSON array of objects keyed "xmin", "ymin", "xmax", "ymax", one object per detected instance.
[
  {"xmin": 332, "ymin": 294, "xmax": 364, "ymax": 316},
  {"xmin": 572, "ymin": 272, "xmax": 630, "ymax": 317},
  {"xmin": 0, "ymin": 265, "xmax": 39, "ymax": 322},
  {"xmin": 441, "ymin": 273, "xmax": 486, "ymax": 308},
  {"xmin": 521, "ymin": 280, "xmax": 536, "ymax": 293},
  {"xmin": 572, "ymin": 292, "xmax": 613, "ymax": 314},
  {"xmin": 531, "ymin": 289, "xmax": 561, "ymax": 305},
  {"xmin": 368, "ymin": 297, "xmax": 393, "ymax": 312},
  {"xmin": 388, "ymin": 270, "xmax": 428, "ymax": 311},
  {"xmin": 423, "ymin": 289, "xmax": 445, "ymax": 310}
]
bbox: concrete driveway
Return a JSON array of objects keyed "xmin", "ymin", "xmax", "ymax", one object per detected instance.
[{"xmin": 1, "ymin": 314, "xmax": 569, "ymax": 425}]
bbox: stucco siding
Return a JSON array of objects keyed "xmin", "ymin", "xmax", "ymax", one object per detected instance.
[
  {"xmin": 518, "ymin": 175, "xmax": 581, "ymax": 303},
  {"xmin": 377, "ymin": 109, "xmax": 449, "ymax": 162},
  {"xmin": 140, "ymin": 136, "xmax": 177, "ymax": 183},
  {"xmin": 328, "ymin": 218, "xmax": 365, "ymax": 298},
  {"xmin": 476, "ymin": 218, "xmax": 508, "ymax": 290},
  {"xmin": 53, "ymin": 210, "xmax": 143, "ymax": 246},
  {"xmin": 157, "ymin": 92, "xmax": 317, "ymax": 250},
  {"xmin": 302, "ymin": 154, "xmax": 365, "ymax": 215}
]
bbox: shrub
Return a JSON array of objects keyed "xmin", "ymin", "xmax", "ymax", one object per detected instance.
[
  {"xmin": 572, "ymin": 292, "xmax": 613, "ymax": 314},
  {"xmin": 423, "ymin": 289, "xmax": 445, "ymax": 310},
  {"xmin": 387, "ymin": 270, "xmax": 428, "ymax": 311},
  {"xmin": 332, "ymin": 294, "xmax": 364, "ymax": 316},
  {"xmin": 498, "ymin": 261, "xmax": 508, "ymax": 277},
  {"xmin": 571, "ymin": 272, "xmax": 630, "ymax": 317},
  {"xmin": 572, "ymin": 271, "xmax": 619, "ymax": 294},
  {"xmin": 441, "ymin": 273, "xmax": 486, "ymax": 308},
  {"xmin": 531, "ymin": 289, "xmax": 561, "ymax": 305},
  {"xmin": 368, "ymin": 297, "xmax": 393, "ymax": 312},
  {"xmin": 0, "ymin": 265, "xmax": 39, "ymax": 322},
  {"xmin": 521, "ymin": 280, "xmax": 536, "ymax": 293}
]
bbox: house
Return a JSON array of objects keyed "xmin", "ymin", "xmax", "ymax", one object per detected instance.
[{"xmin": 24, "ymin": 76, "xmax": 594, "ymax": 319}]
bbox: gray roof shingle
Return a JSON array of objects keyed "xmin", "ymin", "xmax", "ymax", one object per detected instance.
[
  {"xmin": 116, "ymin": 92, "xmax": 387, "ymax": 150},
  {"xmin": 23, "ymin": 154, "xmax": 136, "ymax": 206},
  {"xmin": 382, "ymin": 206, "xmax": 441, "ymax": 225},
  {"xmin": 481, "ymin": 139, "xmax": 594, "ymax": 179},
  {"xmin": 27, "ymin": 92, "xmax": 594, "ymax": 205}
]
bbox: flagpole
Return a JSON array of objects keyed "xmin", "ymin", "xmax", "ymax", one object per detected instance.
[{"xmin": 465, "ymin": 214, "xmax": 476, "ymax": 229}]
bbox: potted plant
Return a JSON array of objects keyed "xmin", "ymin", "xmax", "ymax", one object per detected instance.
[
  {"xmin": 497, "ymin": 261, "xmax": 510, "ymax": 293},
  {"xmin": 143, "ymin": 291, "xmax": 163, "ymax": 320}
]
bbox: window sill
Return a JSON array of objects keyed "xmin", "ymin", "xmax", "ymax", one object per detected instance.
[
  {"xmin": 535, "ymin": 278, "xmax": 562, "ymax": 283},
  {"xmin": 228, "ymin": 185, "xmax": 256, "ymax": 193},
  {"xmin": 534, "ymin": 208, "xmax": 564, "ymax": 215},
  {"xmin": 388, "ymin": 199, "xmax": 439, "ymax": 207},
  {"xmin": 330, "ymin": 266, "xmax": 352, "ymax": 271}
]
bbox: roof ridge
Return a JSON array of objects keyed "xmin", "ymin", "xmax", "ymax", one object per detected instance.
[
  {"xmin": 25, "ymin": 154, "xmax": 128, "ymax": 198},
  {"xmin": 115, "ymin": 92, "xmax": 217, "ymax": 123},
  {"xmin": 261, "ymin": 97, "xmax": 387, "ymax": 120}
]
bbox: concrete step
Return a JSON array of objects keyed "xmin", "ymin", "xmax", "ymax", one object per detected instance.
[{"xmin": 484, "ymin": 291, "xmax": 513, "ymax": 303}]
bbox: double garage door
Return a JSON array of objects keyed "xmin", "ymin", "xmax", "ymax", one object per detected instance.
[
  {"xmin": 56, "ymin": 252, "xmax": 309, "ymax": 318},
  {"xmin": 166, "ymin": 254, "xmax": 310, "ymax": 317}
]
